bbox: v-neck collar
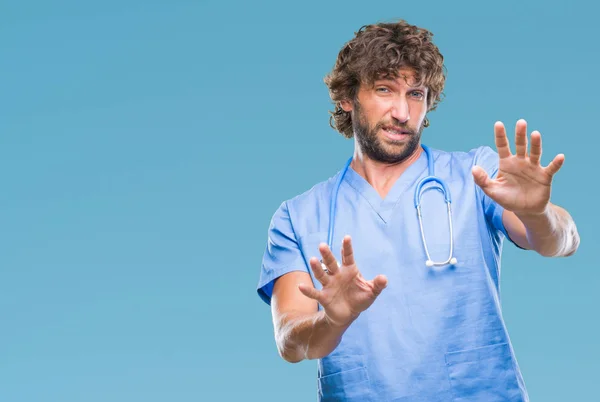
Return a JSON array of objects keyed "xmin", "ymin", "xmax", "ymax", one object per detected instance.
[{"xmin": 342, "ymin": 148, "xmax": 431, "ymax": 224}]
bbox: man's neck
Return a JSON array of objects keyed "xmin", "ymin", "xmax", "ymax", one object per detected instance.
[{"xmin": 350, "ymin": 145, "xmax": 423, "ymax": 199}]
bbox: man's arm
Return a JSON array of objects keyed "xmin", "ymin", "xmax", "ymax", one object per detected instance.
[
  {"xmin": 502, "ymin": 203, "xmax": 580, "ymax": 257},
  {"xmin": 270, "ymin": 237, "xmax": 388, "ymax": 363},
  {"xmin": 270, "ymin": 271, "xmax": 353, "ymax": 363}
]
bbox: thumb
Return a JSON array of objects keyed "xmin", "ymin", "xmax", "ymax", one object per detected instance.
[
  {"xmin": 372, "ymin": 275, "xmax": 388, "ymax": 296},
  {"xmin": 298, "ymin": 283, "xmax": 323, "ymax": 304},
  {"xmin": 472, "ymin": 165, "xmax": 491, "ymax": 190}
]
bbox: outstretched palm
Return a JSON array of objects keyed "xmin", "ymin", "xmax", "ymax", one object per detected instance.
[
  {"xmin": 298, "ymin": 236, "xmax": 388, "ymax": 327},
  {"xmin": 472, "ymin": 119, "xmax": 565, "ymax": 216}
]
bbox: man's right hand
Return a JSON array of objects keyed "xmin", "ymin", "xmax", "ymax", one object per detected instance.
[{"xmin": 298, "ymin": 235, "xmax": 388, "ymax": 328}]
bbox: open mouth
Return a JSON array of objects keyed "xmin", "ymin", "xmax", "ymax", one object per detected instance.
[
  {"xmin": 382, "ymin": 126, "xmax": 412, "ymax": 138},
  {"xmin": 382, "ymin": 126, "xmax": 411, "ymax": 134}
]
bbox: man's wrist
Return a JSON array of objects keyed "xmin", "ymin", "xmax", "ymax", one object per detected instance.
[
  {"xmin": 322, "ymin": 311, "xmax": 357, "ymax": 331},
  {"xmin": 514, "ymin": 203, "xmax": 553, "ymax": 226}
]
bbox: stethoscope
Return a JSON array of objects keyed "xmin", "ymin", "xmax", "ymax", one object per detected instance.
[{"xmin": 325, "ymin": 144, "xmax": 457, "ymax": 269}]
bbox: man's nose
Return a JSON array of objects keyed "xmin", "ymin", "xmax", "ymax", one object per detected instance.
[{"xmin": 390, "ymin": 99, "xmax": 410, "ymax": 123}]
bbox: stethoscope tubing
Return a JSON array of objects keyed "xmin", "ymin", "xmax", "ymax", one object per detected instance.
[{"xmin": 327, "ymin": 144, "xmax": 457, "ymax": 268}]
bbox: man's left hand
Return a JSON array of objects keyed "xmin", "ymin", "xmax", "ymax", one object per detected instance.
[{"xmin": 472, "ymin": 119, "xmax": 565, "ymax": 216}]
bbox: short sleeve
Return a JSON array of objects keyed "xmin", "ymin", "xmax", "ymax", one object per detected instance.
[
  {"xmin": 256, "ymin": 201, "xmax": 309, "ymax": 305},
  {"xmin": 473, "ymin": 146, "xmax": 509, "ymax": 239}
]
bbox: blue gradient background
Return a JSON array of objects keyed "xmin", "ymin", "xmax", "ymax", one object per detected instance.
[{"xmin": 1, "ymin": 1, "xmax": 597, "ymax": 401}]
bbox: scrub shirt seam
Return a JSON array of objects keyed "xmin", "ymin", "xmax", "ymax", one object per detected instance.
[
  {"xmin": 473, "ymin": 149, "xmax": 502, "ymax": 282},
  {"xmin": 474, "ymin": 180, "xmax": 502, "ymax": 292},
  {"xmin": 387, "ymin": 151, "xmax": 434, "ymax": 218},
  {"xmin": 284, "ymin": 200, "xmax": 318, "ymax": 290},
  {"xmin": 343, "ymin": 173, "xmax": 387, "ymax": 224}
]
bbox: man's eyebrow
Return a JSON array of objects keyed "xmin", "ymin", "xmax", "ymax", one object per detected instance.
[
  {"xmin": 373, "ymin": 79, "xmax": 426, "ymax": 90},
  {"xmin": 373, "ymin": 78, "xmax": 401, "ymax": 87}
]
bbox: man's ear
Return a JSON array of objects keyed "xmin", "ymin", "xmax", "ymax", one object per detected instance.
[{"xmin": 340, "ymin": 99, "xmax": 353, "ymax": 112}]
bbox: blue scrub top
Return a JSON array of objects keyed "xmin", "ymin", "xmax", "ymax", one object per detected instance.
[{"xmin": 257, "ymin": 146, "xmax": 529, "ymax": 402}]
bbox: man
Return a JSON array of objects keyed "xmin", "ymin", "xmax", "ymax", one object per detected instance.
[{"xmin": 256, "ymin": 20, "xmax": 579, "ymax": 401}]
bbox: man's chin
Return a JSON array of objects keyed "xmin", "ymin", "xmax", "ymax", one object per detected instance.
[{"xmin": 376, "ymin": 137, "xmax": 420, "ymax": 163}]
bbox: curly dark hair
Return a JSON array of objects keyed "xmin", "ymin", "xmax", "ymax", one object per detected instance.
[{"xmin": 324, "ymin": 19, "xmax": 447, "ymax": 138}]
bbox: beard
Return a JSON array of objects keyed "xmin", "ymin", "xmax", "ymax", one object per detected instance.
[{"xmin": 352, "ymin": 102, "xmax": 424, "ymax": 164}]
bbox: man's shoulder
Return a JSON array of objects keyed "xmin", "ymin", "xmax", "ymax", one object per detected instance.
[
  {"xmin": 431, "ymin": 145, "xmax": 499, "ymax": 171},
  {"xmin": 432, "ymin": 145, "xmax": 497, "ymax": 160},
  {"xmin": 265, "ymin": 169, "xmax": 342, "ymax": 240},
  {"xmin": 283, "ymin": 171, "xmax": 340, "ymax": 214},
  {"xmin": 268, "ymin": 166, "xmax": 342, "ymax": 214}
]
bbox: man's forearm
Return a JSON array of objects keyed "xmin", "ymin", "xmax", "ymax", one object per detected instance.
[
  {"xmin": 516, "ymin": 202, "xmax": 580, "ymax": 257},
  {"xmin": 274, "ymin": 310, "xmax": 352, "ymax": 363}
]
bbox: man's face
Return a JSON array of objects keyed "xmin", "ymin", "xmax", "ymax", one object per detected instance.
[{"xmin": 342, "ymin": 68, "xmax": 429, "ymax": 164}]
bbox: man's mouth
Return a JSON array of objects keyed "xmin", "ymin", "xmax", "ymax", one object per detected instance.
[{"xmin": 382, "ymin": 126, "xmax": 412, "ymax": 135}]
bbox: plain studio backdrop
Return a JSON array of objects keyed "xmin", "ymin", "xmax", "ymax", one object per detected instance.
[{"xmin": 1, "ymin": 1, "xmax": 598, "ymax": 401}]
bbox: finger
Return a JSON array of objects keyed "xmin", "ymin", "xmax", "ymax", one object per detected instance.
[
  {"xmin": 319, "ymin": 243, "xmax": 340, "ymax": 275},
  {"xmin": 545, "ymin": 154, "xmax": 565, "ymax": 176},
  {"xmin": 515, "ymin": 119, "xmax": 527, "ymax": 158},
  {"xmin": 472, "ymin": 165, "xmax": 492, "ymax": 191},
  {"xmin": 529, "ymin": 131, "xmax": 542, "ymax": 165},
  {"xmin": 371, "ymin": 274, "xmax": 388, "ymax": 296},
  {"xmin": 341, "ymin": 235, "xmax": 355, "ymax": 266},
  {"xmin": 309, "ymin": 257, "xmax": 331, "ymax": 285},
  {"xmin": 494, "ymin": 121, "xmax": 511, "ymax": 158},
  {"xmin": 298, "ymin": 283, "xmax": 323, "ymax": 303}
]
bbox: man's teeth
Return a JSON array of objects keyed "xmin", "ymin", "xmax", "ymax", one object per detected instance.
[{"xmin": 385, "ymin": 128, "xmax": 403, "ymax": 134}]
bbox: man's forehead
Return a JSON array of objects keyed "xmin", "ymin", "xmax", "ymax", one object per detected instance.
[{"xmin": 373, "ymin": 70, "xmax": 424, "ymax": 87}]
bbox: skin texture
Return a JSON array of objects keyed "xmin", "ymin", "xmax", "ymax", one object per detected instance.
[
  {"xmin": 342, "ymin": 69, "xmax": 428, "ymax": 199},
  {"xmin": 475, "ymin": 119, "xmax": 580, "ymax": 256},
  {"xmin": 270, "ymin": 68, "xmax": 580, "ymax": 363}
]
